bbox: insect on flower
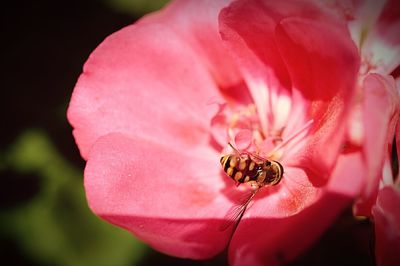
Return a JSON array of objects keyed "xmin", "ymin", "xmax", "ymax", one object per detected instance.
[
  {"xmin": 219, "ymin": 143, "xmax": 284, "ymax": 231},
  {"xmin": 218, "ymin": 119, "xmax": 315, "ymax": 231}
]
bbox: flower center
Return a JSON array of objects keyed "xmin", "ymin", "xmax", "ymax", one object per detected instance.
[
  {"xmin": 211, "ymin": 89, "xmax": 314, "ymax": 164},
  {"xmin": 227, "ymin": 103, "xmax": 266, "ymax": 146},
  {"xmin": 220, "ymin": 102, "xmax": 313, "ymax": 162}
]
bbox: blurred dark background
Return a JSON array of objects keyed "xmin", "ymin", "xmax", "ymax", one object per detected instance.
[{"xmin": 0, "ymin": 0, "xmax": 373, "ymax": 265}]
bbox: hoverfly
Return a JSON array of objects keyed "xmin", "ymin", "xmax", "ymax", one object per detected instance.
[{"xmin": 219, "ymin": 143, "xmax": 284, "ymax": 231}]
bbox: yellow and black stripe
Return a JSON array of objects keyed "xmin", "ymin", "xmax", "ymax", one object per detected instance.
[{"xmin": 220, "ymin": 154, "xmax": 262, "ymax": 183}]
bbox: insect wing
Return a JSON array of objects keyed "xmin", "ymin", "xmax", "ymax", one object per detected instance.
[{"xmin": 219, "ymin": 189, "xmax": 258, "ymax": 231}]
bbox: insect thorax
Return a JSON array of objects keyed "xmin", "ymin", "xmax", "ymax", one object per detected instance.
[{"xmin": 262, "ymin": 161, "xmax": 283, "ymax": 185}]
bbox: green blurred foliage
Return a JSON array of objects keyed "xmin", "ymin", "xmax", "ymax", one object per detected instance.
[
  {"xmin": 0, "ymin": 130, "xmax": 147, "ymax": 266},
  {"xmin": 102, "ymin": 0, "xmax": 170, "ymax": 16}
]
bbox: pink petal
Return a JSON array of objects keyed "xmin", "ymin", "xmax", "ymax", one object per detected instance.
[
  {"xmin": 140, "ymin": 0, "xmax": 240, "ymax": 89},
  {"xmin": 372, "ymin": 186, "xmax": 400, "ymax": 266},
  {"xmin": 275, "ymin": 16, "xmax": 359, "ymax": 179},
  {"xmin": 397, "ymin": 121, "xmax": 400, "ymax": 164},
  {"xmin": 354, "ymin": 73, "xmax": 400, "ymax": 216},
  {"xmin": 275, "ymin": 16, "xmax": 357, "ymax": 101},
  {"xmin": 348, "ymin": 0, "xmax": 400, "ymax": 74},
  {"xmin": 219, "ymin": 0, "xmax": 360, "ymax": 182},
  {"xmin": 210, "ymin": 103, "xmax": 230, "ymax": 148},
  {"xmin": 219, "ymin": 0, "xmax": 293, "ymax": 134},
  {"xmin": 234, "ymin": 129, "xmax": 253, "ymax": 150},
  {"xmin": 67, "ymin": 0, "xmax": 237, "ymax": 159},
  {"xmin": 84, "ymin": 133, "xmax": 234, "ymax": 259},
  {"xmin": 370, "ymin": 0, "xmax": 400, "ymax": 74},
  {"xmin": 228, "ymin": 152, "xmax": 365, "ymax": 266},
  {"xmin": 376, "ymin": 0, "xmax": 400, "ymax": 44}
]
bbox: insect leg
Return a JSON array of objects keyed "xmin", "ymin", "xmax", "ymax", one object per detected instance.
[
  {"xmin": 228, "ymin": 142, "xmax": 242, "ymax": 154},
  {"xmin": 229, "ymin": 142, "xmax": 265, "ymax": 162}
]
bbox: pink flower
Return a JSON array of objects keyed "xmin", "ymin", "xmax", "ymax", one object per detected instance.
[
  {"xmin": 336, "ymin": 1, "xmax": 400, "ymax": 265},
  {"xmin": 353, "ymin": 73, "xmax": 400, "ymax": 266},
  {"xmin": 337, "ymin": 0, "xmax": 400, "ymax": 215},
  {"xmin": 352, "ymin": 73, "xmax": 399, "ymax": 216},
  {"xmin": 340, "ymin": 0, "xmax": 400, "ymax": 217},
  {"xmin": 67, "ymin": 0, "xmax": 364, "ymax": 264}
]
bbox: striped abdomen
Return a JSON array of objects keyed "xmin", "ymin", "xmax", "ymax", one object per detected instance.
[{"xmin": 220, "ymin": 154, "xmax": 263, "ymax": 183}]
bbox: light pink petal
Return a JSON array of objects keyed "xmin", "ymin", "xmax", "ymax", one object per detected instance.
[
  {"xmin": 228, "ymin": 152, "xmax": 365, "ymax": 266},
  {"xmin": 354, "ymin": 73, "xmax": 400, "ymax": 216},
  {"xmin": 210, "ymin": 103, "xmax": 230, "ymax": 148},
  {"xmin": 85, "ymin": 133, "xmax": 235, "ymax": 259},
  {"xmin": 234, "ymin": 129, "xmax": 253, "ymax": 150},
  {"xmin": 368, "ymin": 0, "xmax": 400, "ymax": 74},
  {"xmin": 346, "ymin": 97, "xmax": 364, "ymax": 147},
  {"xmin": 67, "ymin": 0, "xmax": 238, "ymax": 159},
  {"xmin": 376, "ymin": 0, "xmax": 400, "ymax": 44},
  {"xmin": 347, "ymin": 0, "xmax": 400, "ymax": 74},
  {"xmin": 372, "ymin": 186, "xmax": 400, "ymax": 266},
  {"xmin": 344, "ymin": 0, "xmax": 386, "ymax": 48}
]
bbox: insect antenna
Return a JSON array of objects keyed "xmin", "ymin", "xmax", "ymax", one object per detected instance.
[
  {"xmin": 228, "ymin": 142, "xmax": 242, "ymax": 155},
  {"xmin": 228, "ymin": 142, "xmax": 268, "ymax": 163},
  {"xmin": 219, "ymin": 188, "xmax": 258, "ymax": 232}
]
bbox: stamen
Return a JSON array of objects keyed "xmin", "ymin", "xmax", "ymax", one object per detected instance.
[{"xmin": 267, "ymin": 119, "xmax": 314, "ymax": 157}]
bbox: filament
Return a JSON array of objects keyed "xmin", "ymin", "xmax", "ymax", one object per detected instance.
[{"xmin": 267, "ymin": 119, "xmax": 314, "ymax": 157}]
